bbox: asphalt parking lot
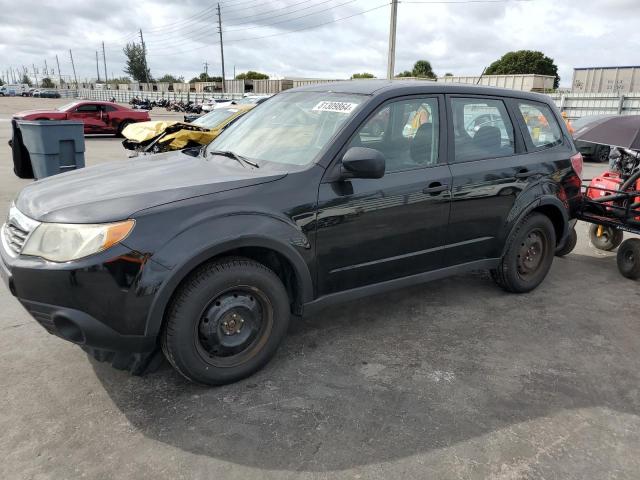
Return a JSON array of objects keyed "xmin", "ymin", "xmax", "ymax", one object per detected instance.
[{"xmin": 1, "ymin": 96, "xmax": 639, "ymax": 480}]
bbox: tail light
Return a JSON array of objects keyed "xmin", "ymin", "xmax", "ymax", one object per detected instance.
[{"xmin": 570, "ymin": 152, "xmax": 583, "ymax": 179}]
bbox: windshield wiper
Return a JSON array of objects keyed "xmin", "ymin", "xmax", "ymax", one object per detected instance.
[{"xmin": 208, "ymin": 150, "xmax": 259, "ymax": 168}]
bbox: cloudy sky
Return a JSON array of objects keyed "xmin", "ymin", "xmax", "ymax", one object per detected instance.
[{"xmin": 0, "ymin": 0, "xmax": 638, "ymax": 87}]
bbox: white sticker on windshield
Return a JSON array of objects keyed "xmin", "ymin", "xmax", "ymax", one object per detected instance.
[{"xmin": 312, "ymin": 101, "xmax": 358, "ymax": 114}]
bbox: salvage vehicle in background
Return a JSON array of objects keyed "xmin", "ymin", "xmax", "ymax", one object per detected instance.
[
  {"xmin": 572, "ymin": 115, "xmax": 614, "ymax": 162},
  {"xmin": 122, "ymin": 104, "xmax": 255, "ymax": 155},
  {"xmin": 12, "ymin": 101, "xmax": 150, "ymax": 135},
  {"xmin": 0, "ymin": 81, "xmax": 582, "ymax": 385}
]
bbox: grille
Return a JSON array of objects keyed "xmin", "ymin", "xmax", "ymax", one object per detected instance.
[
  {"xmin": 3, "ymin": 222, "xmax": 28, "ymax": 255},
  {"xmin": 1, "ymin": 205, "xmax": 40, "ymax": 257}
]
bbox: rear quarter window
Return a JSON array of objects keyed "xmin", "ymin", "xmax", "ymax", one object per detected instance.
[{"xmin": 518, "ymin": 102, "xmax": 563, "ymax": 149}]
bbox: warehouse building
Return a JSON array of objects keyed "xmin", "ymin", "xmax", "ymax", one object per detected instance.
[{"xmin": 572, "ymin": 66, "xmax": 640, "ymax": 93}]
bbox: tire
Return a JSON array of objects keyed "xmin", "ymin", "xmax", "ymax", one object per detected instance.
[
  {"xmin": 161, "ymin": 257, "xmax": 291, "ymax": 385},
  {"xmin": 596, "ymin": 145, "xmax": 610, "ymax": 163},
  {"xmin": 589, "ymin": 224, "xmax": 623, "ymax": 251},
  {"xmin": 491, "ymin": 213, "xmax": 556, "ymax": 293},
  {"xmin": 116, "ymin": 121, "xmax": 131, "ymax": 138},
  {"xmin": 617, "ymin": 239, "xmax": 640, "ymax": 280},
  {"xmin": 555, "ymin": 226, "xmax": 577, "ymax": 257}
]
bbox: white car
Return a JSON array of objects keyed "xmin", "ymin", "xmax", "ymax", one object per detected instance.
[{"xmin": 201, "ymin": 98, "xmax": 236, "ymax": 112}]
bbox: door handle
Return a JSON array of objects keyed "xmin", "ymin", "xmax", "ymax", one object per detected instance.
[
  {"xmin": 423, "ymin": 183, "xmax": 449, "ymax": 194},
  {"xmin": 515, "ymin": 170, "xmax": 536, "ymax": 179}
]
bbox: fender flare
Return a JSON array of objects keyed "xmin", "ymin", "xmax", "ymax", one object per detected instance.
[
  {"xmin": 144, "ymin": 235, "xmax": 314, "ymax": 338},
  {"xmin": 501, "ymin": 196, "xmax": 569, "ymax": 257}
]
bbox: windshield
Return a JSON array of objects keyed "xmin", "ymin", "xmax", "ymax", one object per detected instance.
[
  {"xmin": 208, "ymin": 91, "xmax": 366, "ymax": 166},
  {"xmin": 57, "ymin": 102, "xmax": 79, "ymax": 111},
  {"xmin": 192, "ymin": 108, "xmax": 243, "ymax": 129}
]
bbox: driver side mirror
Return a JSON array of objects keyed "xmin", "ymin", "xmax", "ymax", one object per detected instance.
[{"xmin": 341, "ymin": 147, "xmax": 385, "ymax": 179}]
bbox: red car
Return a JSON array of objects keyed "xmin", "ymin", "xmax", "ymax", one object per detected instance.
[{"xmin": 13, "ymin": 101, "xmax": 151, "ymax": 136}]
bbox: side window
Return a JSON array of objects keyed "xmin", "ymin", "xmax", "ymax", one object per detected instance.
[
  {"xmin": 349, "ymin": 97, "xmax": 439, "ymax": 172},
  {"xmin": 104, "ymin": 105, "xmax": 117, "ymax": 112},
  {"xmin": 451, "ymin": 98, "xmax": 515, "ymax": 162},
  {"xmin": 75, "ymin": 104, "xmax": 99, "ymax": 113},
  {"xmin": 518, "ymin": 102, "xmax": 563, "ymax": 149}
]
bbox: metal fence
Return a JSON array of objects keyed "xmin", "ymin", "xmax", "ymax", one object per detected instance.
[
  {"xmin": 55, "ymin": 88, "xmax": 640, "ymax": 119},
  {"xmin": 549, "ymin": 92, "xmax": 640, "ymax": 118},
  {"xmin": 76, "ymin": 89, "xmax": 244, "ymax": 104}
]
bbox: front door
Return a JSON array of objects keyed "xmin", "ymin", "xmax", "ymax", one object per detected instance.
[
  {"xmin": 71, "ymin": 104, "xmax": 107, "ymax": 133},
  {"xmin": 315, "ymin": 96, "xmax": 452, "ymax": 296}
]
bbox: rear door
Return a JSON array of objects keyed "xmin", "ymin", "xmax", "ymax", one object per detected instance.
[
  {"xmin": 315, "ymin": 95, "xmax": 452, "ymax": 295},
  {"xmin": 445, "ymin": 95, "xmax": 533, "ymax": 263}
]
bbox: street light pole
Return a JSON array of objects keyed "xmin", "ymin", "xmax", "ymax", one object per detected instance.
[{"xmin": 387, "ymin": 0, "xmax": 398, "ymax": 80}]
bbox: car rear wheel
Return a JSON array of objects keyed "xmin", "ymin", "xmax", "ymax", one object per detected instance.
[
  {"xmin": 161, "ymin": 257, "xmax": 291, "ymax": 385},
  {"xmin": 617, "ymin": 239, "xmax": 640, "ymax": 280},
  {"xmin": 116, "ymin": 121, "xmax": 131, "ymax": 138},
  {"xmin": 589, "ymin": 224, "xmax": 623, "ymax": 251},
  {"xmin": 491, "ymin": 213, "xmax": 556, "ymax": 293}
]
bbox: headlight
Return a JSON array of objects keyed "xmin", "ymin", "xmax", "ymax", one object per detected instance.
[{"xmin": 22, "ymin": 220, "xmax": 135, "ymax": 262}]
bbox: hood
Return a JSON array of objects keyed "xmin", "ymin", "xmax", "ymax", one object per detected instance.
[
  {"xmin": 16, "ymin": 151, "xmax": 287, "ymax": 223},
  {"xmin": 13, "ymin": 109, "xmax": 65, "ymax": 119},
  {"xmin": 122, "ymin": 120, "xmax": 181, "ymax": 143}
]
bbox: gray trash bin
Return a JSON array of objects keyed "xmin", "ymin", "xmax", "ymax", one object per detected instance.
[{"xmin": 17, "ymin": 120, "xmax": 85, "ymax": 179}]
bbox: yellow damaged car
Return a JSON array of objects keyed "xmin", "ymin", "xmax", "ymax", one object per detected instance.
[{"xmin": 121, "ymin": 104, "xmax": 256, "ymax": 155}]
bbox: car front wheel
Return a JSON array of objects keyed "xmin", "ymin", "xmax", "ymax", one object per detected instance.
[
  {"xmin": 492, "ymin": 213, "xmax": 556, "ymax": 293},
  {"xmin": 161, "ymin": 257, "xmax": 291, "ymax": 385}
]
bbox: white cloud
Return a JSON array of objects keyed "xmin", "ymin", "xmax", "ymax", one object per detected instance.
[{"xmin": 0, "ymin": 0, "xmax": 638, "ymax": 86}]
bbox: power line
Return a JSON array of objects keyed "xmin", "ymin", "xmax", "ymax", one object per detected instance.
[
  {"xmin": 146, "ymin": 2, "xmax": 390, "ymax": 57},
  {"xmin": 143, "ymin": 0, "xmax": 360, "ymax": 48}
]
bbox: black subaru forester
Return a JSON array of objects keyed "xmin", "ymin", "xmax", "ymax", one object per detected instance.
[{"xmin": 1, "ymin": 81, "xmax": 583, "ymax": 385}]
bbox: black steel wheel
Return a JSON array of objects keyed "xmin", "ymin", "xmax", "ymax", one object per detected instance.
[
  {"xmin": 617, "ymin": 239, "xmax": 640, "ymax": 280},
  {"xmin": 555, "ymin": 227, "xmax": 577, "ymax": 257},
  {"xmin": 162, "ymin": 257, "xmax": 290, "ymax": 385},
  {"xmin": 596, "ymin": 145, "xmax": 610, "ymax": 163},
  {"xmin": 491, "ymin": 213, "xmax": 556, "ymax": 293},
  {"xmin": 589, "ymin": 224, "xmax": 623, "ymax": 251}
]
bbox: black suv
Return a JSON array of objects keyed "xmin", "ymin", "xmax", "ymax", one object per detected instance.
[{"xmin": 1, "ymin": 81, "xmax": 583, "ymax": 385}]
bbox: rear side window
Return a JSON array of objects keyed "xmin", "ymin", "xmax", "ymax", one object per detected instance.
[
  {"xmin": 518, "ymin": 102, "xmax": 563, "ymax": 149},
  {"xmin": 451, "ymin": 98, "xmax": 515, "ymax": 162}
]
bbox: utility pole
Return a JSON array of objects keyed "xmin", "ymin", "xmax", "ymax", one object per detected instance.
[
  {"xmin": 55, "ymin": 55, "xmax": 63, "ymax": 87},
  {"xmin": 102, "ymin": 41, "xmax": 108, "ymax": 84},
  {"xmin": 95, "ymin": 51, "xmax": 101, "ymax": 82},
  {"xmin": 139, "ymin": 29, "xmax": 151, "ymax": 85},
  {"xmin": 69, "ymin": 49, "xmax": 78, "ymax": 88},
  {"xmin": 387, "ymin": 0, "xmax": 398, "ymax": 80},
  {"xmin": 44, "ymin": 59, "xmax": 48, "ymax": 77},
  {"xmin": 216, "ymin": 3, "xmax": 226, "ymax": 94},
  {"xmin": 203, "ymin": 61, "xmax": 209, "ymax": 76},
  {"xmin": 32, "ymin": 64, "xmax": 39, "ymax": 87}
]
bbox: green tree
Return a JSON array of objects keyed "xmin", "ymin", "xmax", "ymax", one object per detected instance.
[
  {"xmin": 485, "ymin": 50, "xmax": 560, "ymax": 88},
  {"xmin": 41, "ymin": 77, "xmax": 55, "ymax": 88},
  {"xmin": 444, "ymin": 72, "xmax": 454, "ymax": 77},
  {"xmin": 189, "ymin": 72, "xmax": 222, "ymax": 83},
  {"xmin": 235, "ymin": 71, "xmax": 270, "ymax": 80},
  {"xmin": 351, "ymin": 72, "xmax": 375, "ymax": 79},
  {"xmin": 123, "ymin": 42, "xmax": 152, "ymax": 82},
  {"xmin": 157, "ymin": 74, "xmax": 184, "ymax": 83},
  {"xmin": 21, "ymin": 74, "xmax": 33, "ymax": 87},
  {"xmin": 0, "ymin": 78, "xmax": 4, "ymax": 86},
  {"xmin": 412, "ymin": 60, "xmax": 436, "ymax": 79},
  {"xmin": 394, "ymin": 60, "xmax": 437, "ymax": 79}
]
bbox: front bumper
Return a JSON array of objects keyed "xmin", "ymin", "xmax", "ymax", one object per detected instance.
[{"xmin": 0, "ymin": 238, "xmax": 167, "ymax": 355}]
